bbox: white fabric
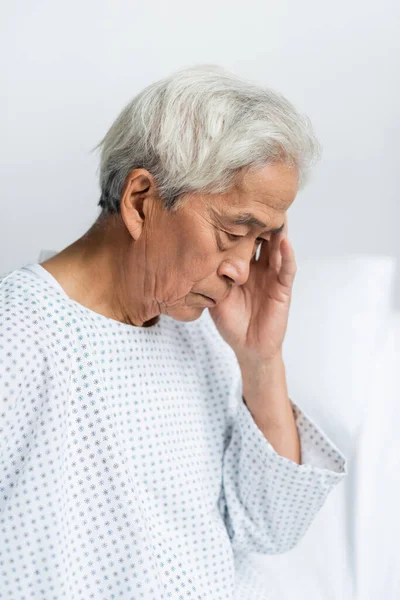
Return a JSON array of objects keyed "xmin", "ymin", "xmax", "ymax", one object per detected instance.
[
  {"xmin": 0, "ymin": 263, "xmax": 347, "ymax": 600},
  {"xmin": 354, "ymin": 311, "xmax": 400, "ymax": 600},
  {"xmin": 283, "ymin": 255, "xmax": 396, "ymax": 457}
]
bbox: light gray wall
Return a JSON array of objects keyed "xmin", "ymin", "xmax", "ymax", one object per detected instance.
[{"xmin": 1, "ymin": 0, "xmax": 399, "ymax": 306}]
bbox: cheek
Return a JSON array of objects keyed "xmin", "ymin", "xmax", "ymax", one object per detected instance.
[
  {"xmin": 184, "ymin": 249, "xmax": 218, "ymax": 280},
  {"xmin": 174, "ymin": 228, "xmax": 219, "ymax": 285}
]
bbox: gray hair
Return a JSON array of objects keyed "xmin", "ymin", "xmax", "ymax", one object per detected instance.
[{"xmin": 93, "ymin": 64, "xmax": 322, "ymax": 215}]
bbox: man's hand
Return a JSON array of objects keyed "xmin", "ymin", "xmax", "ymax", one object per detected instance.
[{"xmin": 208, "ymin": 213, "xmax": 296, "ymax": 364}]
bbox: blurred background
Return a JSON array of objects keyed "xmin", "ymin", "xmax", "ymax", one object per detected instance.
[{"xmin": 1, "ymin": 1, "xmax": 399, "ymax": 599}]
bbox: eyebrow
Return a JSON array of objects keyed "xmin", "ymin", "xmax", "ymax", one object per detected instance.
[{"xmin": 223, "ymin": 212, "xmax": 285, "ymax": 234}]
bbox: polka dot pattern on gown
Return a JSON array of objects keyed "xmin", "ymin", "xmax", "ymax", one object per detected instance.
[{"xmin": 0, "ymin": 264, "xmax": 347, "ymax": 600}]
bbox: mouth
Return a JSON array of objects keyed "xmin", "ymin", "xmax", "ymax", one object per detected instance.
[{"xmin": 198, "ymin": 293, "xmax": 216, "ymax": 305}]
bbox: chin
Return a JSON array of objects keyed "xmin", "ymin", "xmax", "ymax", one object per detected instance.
[{"xmin": 162, "ymin": 304, "xmax": 206, "ymax": 322}]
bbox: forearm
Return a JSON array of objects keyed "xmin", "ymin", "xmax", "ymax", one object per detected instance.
[{"xmin": 237, "ymin": 352, "xmax": 301, "ymax": 464}]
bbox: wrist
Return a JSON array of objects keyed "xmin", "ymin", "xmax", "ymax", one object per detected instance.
[
  {"xmin": 236, "ymin": 348, "xmax": 283, "ymax": 373},
  {"xmin": 239, "ymin": 352, "xmax": 286, "ymax": 401}
]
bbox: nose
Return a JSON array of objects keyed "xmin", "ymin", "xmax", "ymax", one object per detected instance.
[{"xmin": 217, "ymin": 239, "xmax": 257, "ymax": 287}]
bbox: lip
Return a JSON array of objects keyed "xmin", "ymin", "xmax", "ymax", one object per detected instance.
[{"xmin": 198, "ymin": 293, "xmax": 216, "ymax": 305}]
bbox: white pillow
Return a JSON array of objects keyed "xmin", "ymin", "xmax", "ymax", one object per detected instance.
[
  {"xmin": 282, "ymin": 255, "xmax": 396, "ymax": 457},
  {"xmin": 354, "ymin": 311, "xmax": 400, "ymax": 600}
]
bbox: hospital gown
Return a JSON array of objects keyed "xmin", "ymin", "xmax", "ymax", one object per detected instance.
[{"xmin": 0, "ymin": 263, "xmax": 347, "ymax": 600}]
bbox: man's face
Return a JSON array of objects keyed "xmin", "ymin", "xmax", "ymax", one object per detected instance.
[{"xmin": 123, "ymin": 161, "xmax": 299, "ymax": 322}]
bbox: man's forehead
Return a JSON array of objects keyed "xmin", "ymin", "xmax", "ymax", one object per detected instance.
[{"xmin": 209, "ymin": 206, "xmax": 285, "ymax": 234}]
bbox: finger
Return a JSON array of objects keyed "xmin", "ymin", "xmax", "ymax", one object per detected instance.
[
  {"xmin": 258, "ymin": 215, "xmax": 287, "ymax": 269},
  {"xmin": 268, "ymin": 233, "xmax": 282, "ymax": 271},
  {"xmin": 270, "ymin": 221, "xmax": 288, "ymax": 266},
  {"xmin": 255, "ymin": 238, "xmax": 270, "ymax": 268},
  {"xmin": 278, "ymin": 237, "xmax": 296, "ymax": 288}
]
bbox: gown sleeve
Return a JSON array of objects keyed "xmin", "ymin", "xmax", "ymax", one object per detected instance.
[{"xmin": 218, "ymin": 375, "xmax": 348, "ymax": 555}]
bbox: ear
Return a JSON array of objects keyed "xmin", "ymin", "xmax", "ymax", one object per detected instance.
[{"xmin": 120, "ymin": 169, "xmax": 156, "ymax": 241}]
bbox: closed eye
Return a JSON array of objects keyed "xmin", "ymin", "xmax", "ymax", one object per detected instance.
[
  {"xmin": 226, "ymin": 232, "xmax": 265, "ymax": 243},
  {"xmin": 226, "ymin": 232, "xmax": 242, "ymax": 241}
]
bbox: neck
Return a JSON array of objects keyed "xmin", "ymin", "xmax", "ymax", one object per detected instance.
[{"xmin": 40, "ymin": 212, "xmax": 160, "ymax": 327}]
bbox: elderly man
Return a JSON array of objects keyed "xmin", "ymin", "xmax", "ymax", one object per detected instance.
[{"xmin": 0, "ymin": 64, "xmax": 347, "ymax": 599}]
